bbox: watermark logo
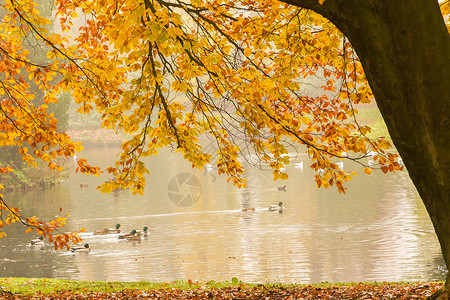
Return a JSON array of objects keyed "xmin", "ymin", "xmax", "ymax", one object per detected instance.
[
  {"xmin": 167, "ymin": 129, "xmax": 248, "ymax": 206},
  {"xmin": 167, "ymin": 173, "xmax": 202, "ymax": 207}
]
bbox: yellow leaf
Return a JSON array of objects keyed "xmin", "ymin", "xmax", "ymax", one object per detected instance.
[
  {"xmin": 279, "ymin": 172, "xmax": 289, "ymax": 180},
  {"xmin": 300, "ymin": 116, "xmax": 310, "ymax": 125}
]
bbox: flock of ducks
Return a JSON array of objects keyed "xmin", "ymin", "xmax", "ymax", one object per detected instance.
[
  {"xmin": 29, "ymin": 224, "xmax": 149, "ymax": 253},
  {"xmin": 32, "ymin": 185, "xmax": 286, "ymax": 252},
  {"xmin": 29, "ymin": 201, "xmax": 284, "ymax": 252}
]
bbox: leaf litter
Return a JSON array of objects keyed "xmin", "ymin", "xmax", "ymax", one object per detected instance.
[{"xmin": 0, "ymin": 282, "xmax": 443, "ymax": 299}]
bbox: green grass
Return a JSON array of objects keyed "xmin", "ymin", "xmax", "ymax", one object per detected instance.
[{"xmin": 0, "ymin": 277, "xmax": 251, "ymax": 295}]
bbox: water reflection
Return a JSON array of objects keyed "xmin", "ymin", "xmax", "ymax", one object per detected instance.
[{"xmin": 1, "ymin": 145, "xmax": 446, "ymax": 283}]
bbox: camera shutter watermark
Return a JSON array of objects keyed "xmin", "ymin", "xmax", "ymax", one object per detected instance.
[{"xmin": 167, "ymin": 173, "xmax": 202, "ymax": 207}]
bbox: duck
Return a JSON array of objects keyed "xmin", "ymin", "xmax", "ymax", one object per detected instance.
[
  {"xmin": 80, "ymin": 183, "xmax": 88, "ymax": 188},
  {"xmin": 242, "ymin": 207, "xmax": 255, "ymax": 212},
  {"xmin": 118, "ymin": 230, "xmax": 141, "ymax": 241},
  {"xmin": 269, "ymin": 202, "xmax": 285, "ymax": 211},
  {"xmin": 71, "ymin": 243, "xmax": 90, "ymax": 253},
  {"xmin": 30, "ymin": 236, "xmax": 44, "ymax": 246},
  {"xmin": 277, "ymin": 185, "xmax": 286, "ymax": 191},
  {"xmin": 94, "ymin": 223, "xmax": 121, "ymax": 235},
  {"xmin": 136, "ymin": 227, "xmax": 149, "ymax": 237}
]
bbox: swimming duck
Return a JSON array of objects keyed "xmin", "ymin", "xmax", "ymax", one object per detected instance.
[
  {"xmin": 30, "ymin": 236, "xmax": 44, "ymax": 246},
  {"xmin": 136, "ymin": 227, "xmax": 149, "ymax": 237},
  {"xmin": 277, "ymin": 185, "xmax": 286, "ymax": 191},
  {"xmin": 242, "ymin": 207, "xmax": 255, "ymax": 212},
  {"xmin": 118, "ymin": 230, "xmax": 141, "ymax": 241},
  {"xmin": 119, "ymin": 229, "xmax": 137, "ymax": 239},
  {"xmin": 268, "ymin": 202, "xmax": 285, "ymax": 211},
  {"xmin": 71, "ymin": 243, "xmax": 90, "ymax": 253},
  {"xmin": 80, "ymin": 183, "xmax": 88, "ymax": 188},
  {"xmin": 94, "ymin": 223, "xmax": 121, "ymax": 235}
]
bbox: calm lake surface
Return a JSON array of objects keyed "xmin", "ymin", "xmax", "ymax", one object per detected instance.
[{"xmin": 1, "ymin": 144, "xmax": 446, "ymax": 283}]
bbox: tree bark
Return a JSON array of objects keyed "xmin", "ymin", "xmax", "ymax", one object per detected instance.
[{"xmin": 281, "ymin": 0, "xmax": 450, "ymax": 292}]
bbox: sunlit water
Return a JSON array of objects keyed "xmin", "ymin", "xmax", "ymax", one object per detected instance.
[{"xmin": 0, "ymin": 145, "xmax": 446, "ymax": 283}]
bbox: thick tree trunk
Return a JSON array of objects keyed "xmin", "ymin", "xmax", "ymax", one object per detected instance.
[{"xmin": 282, "ymin": 0, "xmax": 450, "ymax": 293}]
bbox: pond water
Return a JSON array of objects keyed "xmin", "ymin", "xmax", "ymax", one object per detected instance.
[{"xmin": 0, "ymin": 144, "xmax": 446, "ymax": 283}]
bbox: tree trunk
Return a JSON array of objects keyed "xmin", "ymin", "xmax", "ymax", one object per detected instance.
[{"xmin": 282, "ymin": 0, "xmax": 450, "ymax": 292}]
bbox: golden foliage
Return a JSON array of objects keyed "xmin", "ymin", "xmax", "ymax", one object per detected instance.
[
  {"xmin": 441, "ymin": 0, "xmax": 450, "ymax": 31},
  {"xmin": 4, "ymin": 0, "xmax": 445, "ymax": 241},
  {"xmin": 0, "ymin": 196, "xmax": 84, "ymax": 248}
]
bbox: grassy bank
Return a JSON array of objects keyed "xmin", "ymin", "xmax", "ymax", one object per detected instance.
[{"xmin": 0, "ymin": 278, "xmax": 443, "ymax": 299}]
